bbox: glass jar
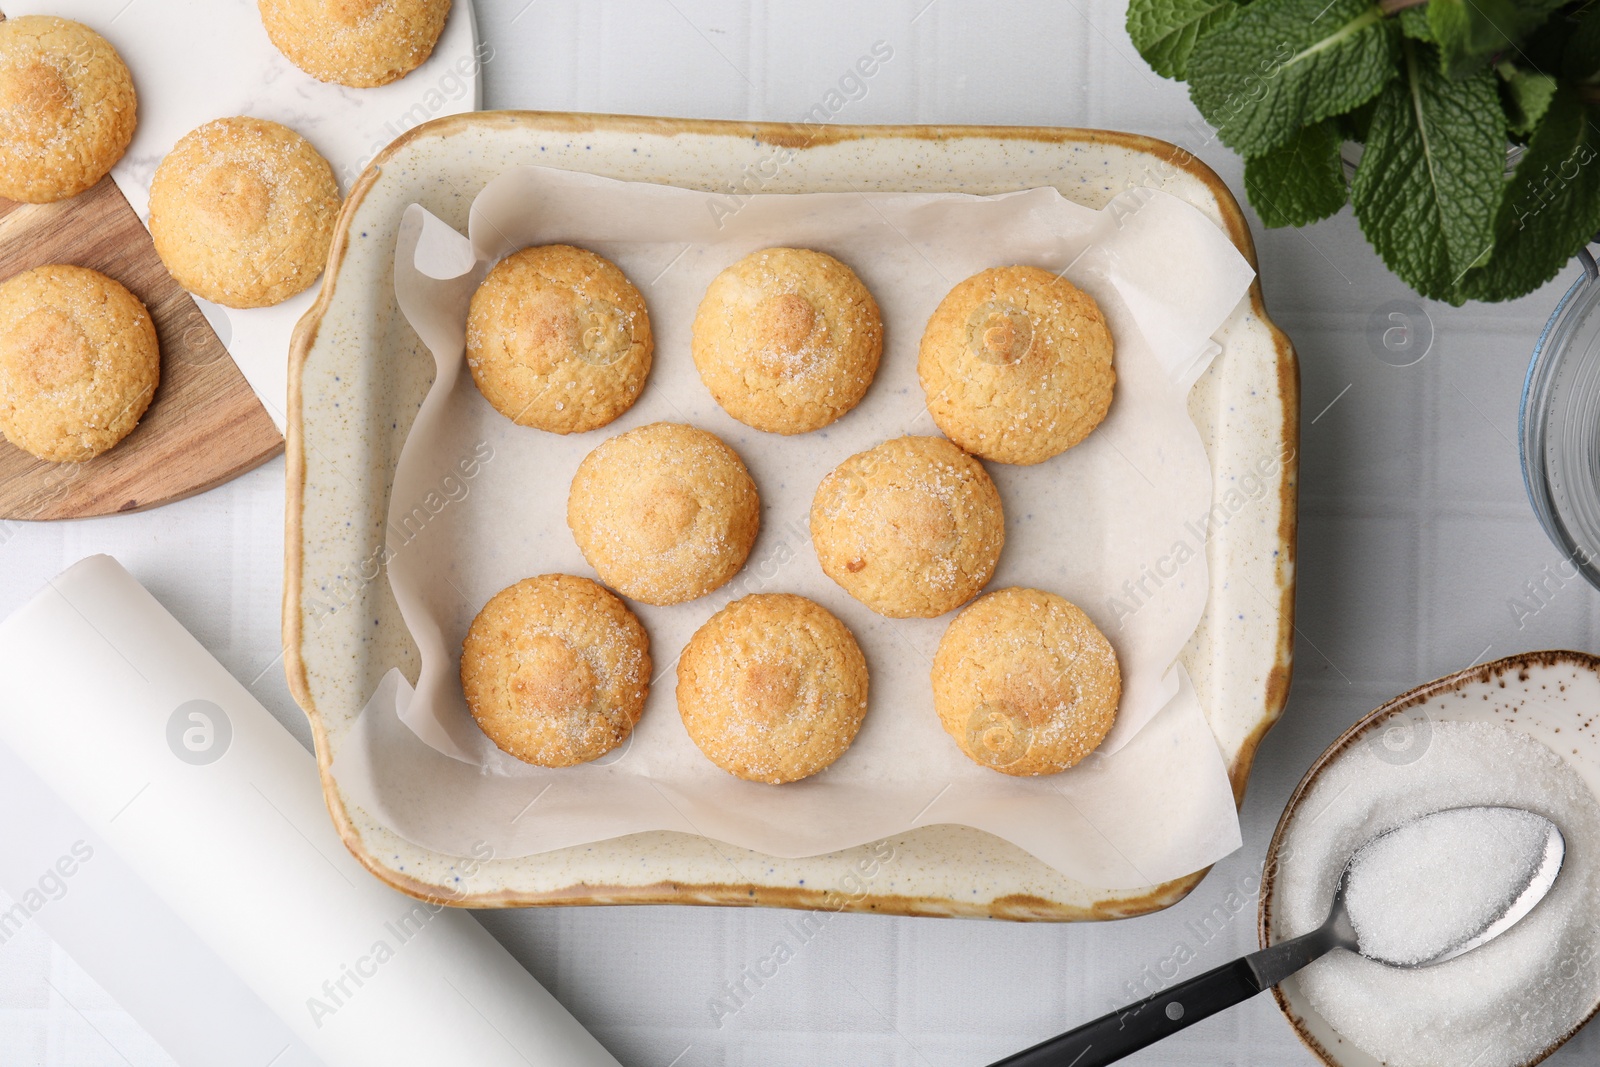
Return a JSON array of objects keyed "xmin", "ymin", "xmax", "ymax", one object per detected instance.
[{"xmin": 1520, "ymin": 248, "xmax": 1600, "ymax": 590}]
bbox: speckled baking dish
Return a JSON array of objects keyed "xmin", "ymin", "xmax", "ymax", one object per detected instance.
[{"xmin": 284, "ymin": 111, "xmax": 1299, "ymax": 919}]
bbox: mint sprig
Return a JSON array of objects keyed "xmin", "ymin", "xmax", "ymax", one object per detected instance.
[
  {"xmin": 1187, "ymin": 0, "xmax": 1399, "ymax": 157},
  {"xmin": 1501, "ymin": 65, "xmax": 1558, "ymax": 136},
  {"xmin": 1459, "ymin": 89, "xmax": 1600, "ymax": 301},
  {"xmin": 1127, "ymin": 0, "xmax": 1240, "ymax": 78},
  {"xmin": 1350, "ymin": 40, "xmax": 1506, "ymax": 300},
  {"xmin": 1127, "ymin": 0, "xmax": 1600, "ymax": 303},
  {"xmin": 1427, "ymin": 0, "xmax": 1565, "ymax": 79},
  {"xmin": 1244, "ymin": 121, "xmax": 1348, "ymax": 227}
]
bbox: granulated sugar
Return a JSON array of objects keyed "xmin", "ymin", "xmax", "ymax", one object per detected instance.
[
  {"xmin": 1344, "ymin": 806, "xmax": 1553, "ymax": 967},
  {"xmin": 1275, "ymin": 721, "xmax": 1600, "ymax": 1067}
]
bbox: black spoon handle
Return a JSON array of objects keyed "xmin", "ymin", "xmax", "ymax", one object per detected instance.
[{"xmin": 986, "ymin": 927, "xmax": 1338, "ymax": 1067}]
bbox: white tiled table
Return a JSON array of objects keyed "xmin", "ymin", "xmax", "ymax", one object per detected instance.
[{"xmin": 5, "ymin": 1, "xmax": 1600, "ymax": 1064}]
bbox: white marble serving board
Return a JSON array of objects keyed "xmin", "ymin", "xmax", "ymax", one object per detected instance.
[{"xmin": 18, "ymin": 0, "xmax": 483, "ymax": 431}]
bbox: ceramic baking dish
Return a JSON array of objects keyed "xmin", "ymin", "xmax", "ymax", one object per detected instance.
[{"xmin": 284, "ymin": 111, "xmax": 1299, "ymax": 919}]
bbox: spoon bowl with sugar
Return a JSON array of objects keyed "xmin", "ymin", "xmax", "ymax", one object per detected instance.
[{"xmin": 986, "ymin": 805, "xmax": 1566, "ymax": 1067}]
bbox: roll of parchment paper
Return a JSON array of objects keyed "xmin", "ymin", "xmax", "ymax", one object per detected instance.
[{"xmin": 0, "ymin": 555, "xmax": 620, "ymax": 1067}]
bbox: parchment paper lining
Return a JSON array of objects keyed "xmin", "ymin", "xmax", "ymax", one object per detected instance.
[{"xmin": 328, "ymin": 166, "xmax": 1254, "ymax": 889}]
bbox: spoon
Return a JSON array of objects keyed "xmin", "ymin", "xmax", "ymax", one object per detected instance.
[{"xmin": 987, "ymin": 806, "xmax": 1565, "ymax": 1067}]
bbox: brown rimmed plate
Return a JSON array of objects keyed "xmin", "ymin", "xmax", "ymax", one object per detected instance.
[{"xmin": 1260, "ymin": 651, "xmax": 1600, "ymax": 1062}]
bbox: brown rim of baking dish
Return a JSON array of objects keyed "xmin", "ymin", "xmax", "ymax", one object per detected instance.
[
  {"xmin": 1258, "ymin": 650, "xmax": 1600, "ymax": 1065},
  {"xmin": 283, "ymin": 110, "xmax": 1300, "ymax": 915}
]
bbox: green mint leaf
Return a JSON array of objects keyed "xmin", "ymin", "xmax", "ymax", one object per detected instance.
[
  {"xmin": 1501, "ymin": 65, "xmax": 1558, "ymax": 136},
  {"xmin": 1188, "ymin": 0, "xmax": 1398, "ymax": 157},
  {"xmin": 1562, "ymin": 2, "xmax": 1600, "ymax": 81},
  {"xmin": 1350, "ymin": 41, "xmax": 1506, "ymax": 302},
  {"xmin": 1428, "ymin": 0, "xmax": 1564, "ymax": 79},
  {"xmin": 1520, "ymin": 7, "xmax": 1577, "ymax": 74},
  {"xmin": 1337, "ymin": 95, "xmax": 1380, "ymax": 142},
  {"xmin": 1245, "ymin": 121, "xmax": 1348, "ymax": 226},
  {"xmin": 1399, "ymin": 7, "xmax": 1434, "ymax": 43},
  {"xmin": 1459, "ymin": 89, "xmax": 1600, "ymax": 302},
  {"xmin": 1127, "ymin": 0, "xmax": 1240, "ymax": 79}
]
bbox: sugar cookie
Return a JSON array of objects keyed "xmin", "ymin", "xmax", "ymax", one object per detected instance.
[
  {"xmin": 918, "ymin": 265, "xmax": 1114, "ymax": 465},
  {"xmin": 0, "ymin": 265, "xmax": 158, "ymax": 463},
  {"xmin": 258, "ymin": 0, "xmax": 451, "ymax": 88},
  {"xmin": 568, "ymin": 422, "xmax": 760, "ymax": 605},
  {"xmin": 0, "ymin": 16, "xmax": 136, "ymax": 203},
  {"xmin": 691, "ymin": 247, "xmax": 882, "ymax": 434},
  {"xmin": 460, "ymin": 573, "xmax": 651, "ymax": 767},
  {"xmin": 466, "ymin": 244, "xmax": 653, "ymax": 435},
  {"xmin": 933, "ymin": 587, "xmax": 1120, "ymax": 776},
  {"xmin": 677, "ymin": 593, "xmax": 869, "ymax": 784},
  {"xmin": 810, "ymin": 435, "xmax": 1003, "ymax": 618},
  {"xmin": 149, "ymin": 117, "xmax": 341, "ymax": 309}
]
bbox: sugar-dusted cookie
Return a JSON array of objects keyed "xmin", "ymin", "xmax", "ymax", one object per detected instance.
[
  {"xmin": 810, "ymin": 435, "xmax": 1003, "ymax": 619},
  {"xmin": 258, "ymin": 0, "xmax": 451, "ymax": 88},
  {"xmin": 0, "ymin": 265, "xmax": 158, "ymax": 463},
  {"xmin": 677, "ymin": 593, "xmax": 868, "ymax": 784},
  {"xmin": 466, "ymin": 245, "xmax": 653, "ymax": 435},
  {"xmin": 691, "ymin": 247, "xmax": 883, "ymax": 434},
  {"xmin": 148, "ymin": 117, "xmax": 341, "ymax": 309},
  {"xmin": 460, "ymin": 574, "xmax": 651, "ymax": 767},
  {"xmin": 933, "ymin": 587, "xmax": 1120, "ymax": 776},
  {"xmin": 0, "ymin": 15, "xmax": 136, "ymax": 203},
  {"xmin": 918, "ymin": 265, "xmax": 1115, "ymax": 465},
  {"xmin": 568, "ymin": 422, "xmax": 760, "ymax": 605}
]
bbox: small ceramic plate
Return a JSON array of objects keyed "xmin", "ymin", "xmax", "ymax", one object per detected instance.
[
  {"xmin": 286, "ymin": 112, "xmax": 1299, "ymax": 919},
  {"xmin": 1261, "ymin": 651, "xmax": 1600, "ymax": 1063}
]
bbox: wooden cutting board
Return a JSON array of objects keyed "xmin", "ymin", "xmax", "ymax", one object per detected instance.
[{"xmin": 0, "ymin": 176, "xmax": 283, "ymax": 520}]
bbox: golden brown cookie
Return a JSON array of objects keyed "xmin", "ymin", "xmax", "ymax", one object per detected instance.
[
  {"xmin": 691, "ymin": 247, "xmax": 883, "ymax": 435},
  {"xmin": 568, "ymin": 422, "xmax": 760, "ymax": 605},
  {"xmin": 933, "ymin": 587, "xmax": 1120, "ymax": 776},
  {"xmin": 810, "ymin": 435, "xmax": 1003, "ymax": 619},
  {"xmin": 0, "ymin": 16, "xmax": 136, "ymax": 204},
  {"xmin": 148, "ymin": 117, "xmax": 341, "ymax": 309},
  {"xmin": 677, "ymin": 593, "xmax": 868, "ymax": 784},
  {"xmin": 0, "ymin": 265, "xmax": 158, "ymax": 463},
  {"xmin": 258, "ymin": 0, "xmax": 451, "ymax": 88},
  {"xmin": 466, "ymin": 245, "xmax": 653, "ymax": 435},
  {"xmin": 460, "ymin": 574, "xmax": 651, "ymax": 767},
  {"xmin": 918, "ymin": 265, "xmax": 1115, "ymax": 465}
]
